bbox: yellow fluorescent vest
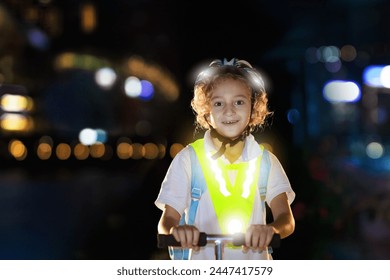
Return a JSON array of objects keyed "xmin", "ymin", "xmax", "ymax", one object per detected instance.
[{"xmin": 190, "ymin": 139, "xmax": 264, "ymax": 234}]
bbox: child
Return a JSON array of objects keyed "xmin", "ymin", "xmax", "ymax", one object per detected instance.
[{"xmin": 155, "ymin": 58, "xmax": 295, "ymax": 260}]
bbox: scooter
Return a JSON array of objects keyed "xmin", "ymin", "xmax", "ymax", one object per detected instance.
[{"xmin": 157, "ymin": 232, "xmax": 280, "ymax": 260}]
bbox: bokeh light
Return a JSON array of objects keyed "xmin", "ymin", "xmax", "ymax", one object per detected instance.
[
  {"xmin": 323, "ymin": 80, "xmax": 361, "ymax": 103},
  {"xmin": 95, "ymin": 67, "xmax": 117, "ymax": 89},
  {"xmin": 366, "ymin": 142, "xmax": 384, "ymax": 159}
]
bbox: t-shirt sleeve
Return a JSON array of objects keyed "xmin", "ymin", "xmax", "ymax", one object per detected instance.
[
  {"xmin": 154, "ymin": 146, "xmax": 192, "ymax": 216},
  {"xmin": 265, "ymin": 152, "xmax": 296, "ymax": 205}
]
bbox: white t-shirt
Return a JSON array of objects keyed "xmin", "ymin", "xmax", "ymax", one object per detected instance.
[{"xmin": 155, "ymin": 131, "xmax": 295, "ymax": 260}]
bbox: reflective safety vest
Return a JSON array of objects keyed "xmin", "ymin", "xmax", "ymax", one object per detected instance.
[{"xmin": 169, "ymin": 138, "xmax": 271, "ymax": 260}]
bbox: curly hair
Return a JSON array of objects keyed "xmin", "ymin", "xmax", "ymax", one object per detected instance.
[{"xmin": 191, "ymin": 60, "xmax": 272, "ymax": 134}]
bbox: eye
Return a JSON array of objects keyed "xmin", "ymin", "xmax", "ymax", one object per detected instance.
[
  {"xmin": 235, "ymin": 100, "xmax": 245, "ymax": 105},
  {"xmin": 213, "ymin": 101, "xmax": 223, "ymax": 107}
]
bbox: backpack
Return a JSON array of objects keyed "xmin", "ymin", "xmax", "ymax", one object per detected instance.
[{"xmin": 169, "ymin": 144, "xmax": 271, "ymax": 260}]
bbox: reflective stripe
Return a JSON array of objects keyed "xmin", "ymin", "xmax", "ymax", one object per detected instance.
[
  {"xmin": 242, "ymin": 157, "xmax": 258, "ymax": 198},
  {"xmin": 207, "ymin": 153, "xmax": 230, "ymax": 196}
]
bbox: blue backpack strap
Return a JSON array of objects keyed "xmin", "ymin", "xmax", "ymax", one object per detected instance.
[
  {"xmin": 187, "ymin": 145, "xmax": 204, "ymax": 224},
  {"xmin": 169, "ymin": 145, "xmax": 205, "ymax": 260}
]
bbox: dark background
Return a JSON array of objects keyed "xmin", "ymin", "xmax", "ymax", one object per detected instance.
[{"xmin": 1, "ymin": 0, "xmax": 390, "ymax": 260}]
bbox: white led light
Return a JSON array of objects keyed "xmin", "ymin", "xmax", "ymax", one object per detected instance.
[{"xmin": 227, "ymin": 218, "xmax": 243, "ymax": 234}]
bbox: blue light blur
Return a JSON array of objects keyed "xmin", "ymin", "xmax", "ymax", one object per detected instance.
[
  {"xmin": 287, "ymin": 108, "xmax": 301, "ymax": 124},
  {"xmin": 363, "ymin": 65, "xmax": 385, "ymax": 87},
  {"xmin": 26, "ymin": 27, "xmax": 50, "ymax": 51},
  {"xmin": 139, "ymin": 80, "xmax": 154, "ymax": 101}
]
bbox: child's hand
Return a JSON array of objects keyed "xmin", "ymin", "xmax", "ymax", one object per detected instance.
[
  {"xmin": 242, "ymin": 224, "xmax": 277, "ymax": 253},
  {"xmin": 170, "ymin": 225, "xmax": 201, "ymax": 251}
]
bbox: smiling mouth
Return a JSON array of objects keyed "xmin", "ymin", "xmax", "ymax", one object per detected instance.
[{"xmin": 223, "ymin": 120, "xmax": 239, "ymax": 124}]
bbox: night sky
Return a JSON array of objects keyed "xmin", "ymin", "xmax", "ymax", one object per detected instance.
[{"xmin": 1, "ymin": 0, "xmax": 390, "ymax": 260}]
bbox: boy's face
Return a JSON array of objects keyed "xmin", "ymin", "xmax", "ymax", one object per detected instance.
[{"xmin": 207, "ymin": 78, "xmax": 252, "ymax": 140}]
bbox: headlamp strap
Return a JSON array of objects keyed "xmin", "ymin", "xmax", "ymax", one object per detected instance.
[{"xmin": 210, "ymin": 128, "xmax": 245, "ymax": 160}]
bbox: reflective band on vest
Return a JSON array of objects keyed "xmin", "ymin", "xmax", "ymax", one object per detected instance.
[{"xmin": 190, "ymin": 139, "xmax": 263, "ymax": 234}]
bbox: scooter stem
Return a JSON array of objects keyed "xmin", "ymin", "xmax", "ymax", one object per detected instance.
[{"xmin": 214, "ymin": 239, "xmax": 223, "ymax": 260}]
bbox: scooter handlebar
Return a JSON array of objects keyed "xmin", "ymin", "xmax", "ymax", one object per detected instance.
[{"xmin": 157, "ymin": 232, "xmax": 280, "ymax": 248}]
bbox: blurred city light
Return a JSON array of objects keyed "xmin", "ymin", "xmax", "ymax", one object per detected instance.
[
  {"xmin": 78, "ymin": 128, "xmax": 107, "ymax": 145},
  {"xmin": 169, "ymin": 143, "xmax": 184, "ymax": 158},
  {"xmin": 340, "ymin": 45, "xmax": 357, "ymax": 62},
  {"xmin": 53, "ymin": 53, "xmax": 177, "ymax": 104},
  {"xmin": 37, "ymin": 142, "xmax": 52, "ymax": 160},
  {"xmin": 131, "ymin": 143, "xmax": 144, "ymax": 159},
  {"xmin": 139, "ymin": 80, "xmax": 154, "ymax": 101},
  {"xmin": 380, "ymin": 66, "xmax": 390, "ymax": 88},
  {"xmin": 80, "ymin": 2, "xmax": 97, "ymax": 33},
  {"xmin": 74, "ymin": 143, "xmax": 89, "ymax": 160},
  {"xmin": 8, "ymin": 139, "xmax": 27, "ymax": 160},
  {"xmin": 124, "ymin": 76, "xmax": 142, "ymax": 98},
  {"xmin": 287, "ymin": 108, "xmax": 301, "ymax": 125},
  {"xmin": 126, "ymin": 56, "xmax": 179, "ymax": 101},
  {"xmin": 323, "ymin": 80, "xmax": 361, "ymax": 103},
  {"xmin": 54, "ymin": 52, "xmax": 110, "ymax": 71},
  {"xmin": 363, "ymin": 65, "xmax": 390, "ymax": 88},
  {"xmin": 366, "ymin": 142, "xmax": 384, "ymax": 159},
  {"xmin": 90, "ymin": 143, "xmax": 106, "ymax": 158},
  {"xmin": 0, "ymin": 94, "xmax": 33, "ymax": 112},
  {"xmin": 143, "ymin": 143, "xmax": 159, "ymax": 159},
  {"xmin": 324, "ymin": 60, "xmax": 342, "ymax": 73},
  {"xmin": 36, "ymin": 137, "xmax": 54, "ymax": 160},
  {"xmin": 317, "ymin": 46, "xmax": 340, "ymax": 63},
  {"xmin": 95, "ymin": 67, "xmax": 117, "ymax": 89},
  {"xmin": 26, "ymin": 27, "xmax": 50, "ymax": 51},
  {"xmin": 56, "ymin": 143, "xmax": 71, "ymax": 160},
  {"xmin": 0, "ymin": 113, "xmax": 33, "ymax": 132},
  {"xmin": 117, "ymin": 142, "xmax": 133, "ymax": 159}
]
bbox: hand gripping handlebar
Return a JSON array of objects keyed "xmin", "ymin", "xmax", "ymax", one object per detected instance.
[
  {"xmin": 157, "ymin": 232, "xmax": 280, "ymax": 248},
  {"xmin": 157, "ymin": 232, "xmax": 280, "ymax": 259}
]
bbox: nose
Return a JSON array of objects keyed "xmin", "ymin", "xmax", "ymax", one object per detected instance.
[{"xmin": 224, "ymin": 104, "xmax": 236, "ymax": 116}]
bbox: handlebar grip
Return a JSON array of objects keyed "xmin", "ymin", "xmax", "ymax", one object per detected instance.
[
  {"xmin": 157, "ymin": 232, "xmax": 280, "ymax": 248},
  {"xmin": 270, "ymin": 233, "xmax": 281, "ymax": 248},
  {"xmin": 157, "ymin": 232, "xmax": 207, "ymax": 248}
]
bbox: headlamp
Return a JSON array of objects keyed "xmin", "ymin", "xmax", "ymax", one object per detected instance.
[
  {"xmin": 220, "ymin": 211, "xmax": 247, "ymax": 235},
  {"xmin": 227, "ymin": 218, "xmax": 244, "ymax": 234},
  {"xmin": 195, "ymin": 58, "xmax": 265, "ymax": 96}
]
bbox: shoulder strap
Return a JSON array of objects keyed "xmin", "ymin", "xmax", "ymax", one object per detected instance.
[
  {"xmin": 169, "ymin": 144, "xmax": 206, "ymax": 260},
  {"xmin": 187, "ymin": 144, "xmax": 205, "ymax": 224},
  {"xmin": 258, "ymin": 146, "xmax": 271, "ymax": 201}
]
